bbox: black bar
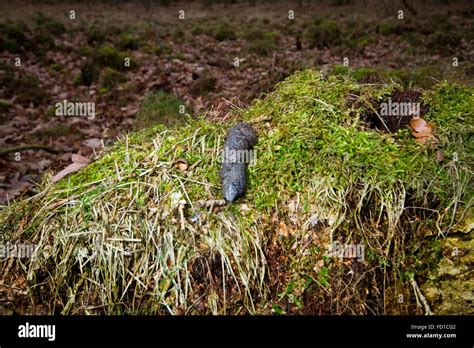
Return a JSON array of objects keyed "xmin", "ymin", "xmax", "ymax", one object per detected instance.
[{"xmin": 0, "ymin": 315, "xmax": 472, "ymax": 346}]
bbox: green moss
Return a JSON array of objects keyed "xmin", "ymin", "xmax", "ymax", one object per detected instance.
[
  {"xmin": 49, "ymin": 63, "xmax": 63, "ymax": 72},
  {"xmin": 117, "ymin": 33, "xmax": 139, "ymax": 50},
  {"xmin": 95, "ymin": 45, "xmax": 136, "ymax": 71},
  {"xmin": 330, "ymin": 64, "xmax": 351, "ymax": 76},
  {"xmin": 245, "ymin": 30, "xmax": 278, "ymax": 56},
  {"xmin": 352, "ymin": 67, "xmax": 378, "ymax": 81},
  {"xmin": 383, "ymin": 66, "xmax": 442, "ymax": 89},
  {"xmin": 98, "ymin": 67, "xmax": 127, "ymax": 89}
]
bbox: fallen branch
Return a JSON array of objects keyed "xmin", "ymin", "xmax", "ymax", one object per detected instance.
[{"xmin": 0, "ymin": 145, "xmax": 61, "ymax": 156}]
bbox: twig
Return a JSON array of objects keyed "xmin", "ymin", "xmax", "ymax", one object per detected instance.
[
  {"xmin": 410, "ymin": 276, "xmax": 433, "ymax": 315},
  {"xmin": 196, "ymin": 199, "xmax": 227, "ymax": 208},
  {"xmin": 0, "ymin": 145, "xmax": 63, "ymax": 156}
]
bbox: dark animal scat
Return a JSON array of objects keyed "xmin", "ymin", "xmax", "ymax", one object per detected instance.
[{"xmin": 220, "ymin": 122, "xmax": 258, "ymax": 203}]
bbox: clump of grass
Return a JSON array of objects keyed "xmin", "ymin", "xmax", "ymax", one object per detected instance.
[
  {"xmin": 0, "ymin": 62, "xmax": 49, "ymax": 105},
  {"xmin": 171, "ymin": 27, "xmax": 185, "ymax": 40},
  {"xmin": 1, "ymin": 70, "xmax": 471, "ymax": 315},
  {"xmin": 306, "ymin": 19, "xmax": 341, "ymax": 48},
  {"xmin": 428, "ymin": 14, "xmax": 454, "ymax": 32},
  {"xmin": 87, "ymin": 26, "xmax": 107, "ymax": 44},
  {"xmin": 191, "ymin": 25, "xmax": 204, "ymax": 36},
  {"xmin": 76, "ymin": 60, "xmax": 100, "ymax": 86},
  {"xmin": 375, "ymin": 18, "xmax": 413, "ymax": 37},
  {"xmin": 426, "ymin": 31, "xmax": 462, "ymax": 50},
  {"xmin": 245, "ymin": 29, "xmax": 278, "ymax": 56},
  {"xmin": 0, "ymin": 21, "xmax": 31, "ymax": 53},
  {"xmin": 98, "ymin": 67, "xmax": 127, "ymax": 89},
  {"xmin": 33, "ymin": 12, "xmax": 66, "ymax": 35},
  {"xmin": 210, "ymin": 23, "xmax": 236, "ymax": 41},
  {"xmin": 134, "ymin": 90, "xmax": 190, "ymax": 129},
  {"xmin": 95, "ymin": 45, "xmax": 136, "ymax": 71}
]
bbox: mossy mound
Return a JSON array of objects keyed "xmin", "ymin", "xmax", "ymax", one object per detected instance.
[
  {"xmin": 306, "ymin": 19, "xmax": 341, "ymax": 49},
  {"xmin": 245, "ymin": 30, "xmax": 279, "ymax": 56},
  {"xmin": 0, "ymin": 70, "xmax": 472, "ymax": 315},
  {"xmin": 0, "ymin": 63, "xmax": 49, "ymax": 105}
]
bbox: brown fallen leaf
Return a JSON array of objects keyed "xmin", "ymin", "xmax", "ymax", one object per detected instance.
[
  {"xmin": 410, "ymin": 117, "xmax": 431, "ymax": 133},
  {"xmin": 71, "ymin": 154, "xmax": 91, "ymax": 165},
  {"xmin": 409, "ymin": 116, "xmax": 437, "ymax": 144},
  {"xmin": 82, "ymin": 138, "xmax": 103, "ymax": 149},
  {"xmin": 52, "ymin": 154, "xmax": 91, "ymax": 183}
]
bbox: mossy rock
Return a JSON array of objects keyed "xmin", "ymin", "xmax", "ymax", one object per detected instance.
[
  {"xmin": 0, "ymin": 70, "xmax": 472, "ymax": 315},
  {"xmin": 421, "ymin": 219, "xmax": 473, "ymax": 314}
]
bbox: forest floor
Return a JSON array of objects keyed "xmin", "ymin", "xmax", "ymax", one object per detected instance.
[{"xmin": 0, "ymin": 1, "xmax": 473, "ymax": 204}]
